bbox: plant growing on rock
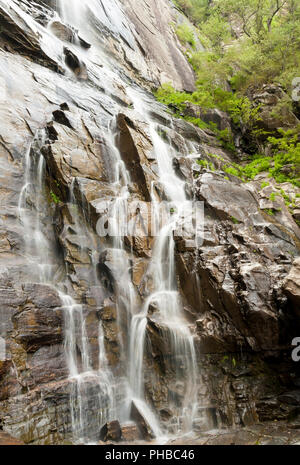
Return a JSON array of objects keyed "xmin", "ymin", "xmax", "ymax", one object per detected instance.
[
  {"xmin": 175, "ymin": 23, "xmax": 196, "ymax": 48},
  {"xmin": 50, "ymin": 190, "xmax": 60, "ymax": 205}
]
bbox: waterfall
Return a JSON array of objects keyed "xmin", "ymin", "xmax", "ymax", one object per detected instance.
[
  {"xmin": 16, "ymin": 0, "xmax": 202, "ymax": 443},
  {"xmin": 18, "ymin": 132, "xmax": 116, "ymax": 444},
  {"xmin": 126, "ymin": 88, "xmax": 199, "ymax": 435}
]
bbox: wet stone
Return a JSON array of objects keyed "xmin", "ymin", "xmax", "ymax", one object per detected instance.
[
  {"xmin": 100, "ymin": 421, "xmax": 122, "ymax": 442},
  {"xmin": 121, "ymin": 423, "xmax": 141, "ymax": 441}
]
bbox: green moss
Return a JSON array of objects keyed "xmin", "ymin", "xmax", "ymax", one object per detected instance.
[
  {"xmin": 231, "ymin": 216, "xmax": 239, "ymax": 224},
  {"xmin": 50, "ymin": 191, "xmax": 60, "ymax": 205},
  {"xmin": 269, "ymin": 192, "xmax": 278, "ymax": 202},
  {"xmin": 264, "ymin": 208, "xmax": 275, "ymax": 216},
  {"xmin": 279, "ymin": 189, "xmax": 292, "ymax": 206},
  {"xmin": 208, "ymin": 153, "xmax": 225, "ymax": 161},
  {"xmin": 197, "ymin": 159, "xmax": 215, "ymax": 171},
  {"xmin": 261, "ymin": 181, "xmax": 269, "ymax": 189}
]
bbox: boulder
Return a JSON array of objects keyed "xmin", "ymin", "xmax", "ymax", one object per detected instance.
[
  {"xmin": 100, "ymin": 420, "xmax": 122, "ymax": 442},
  {"xmin": 184, "ymin": 103, "xmax": 232, "ymax": 132},
  {"xmin": 130, "ymin": 400, "xmax": 155, "ymax": 440},
  {"xmin": 49, "ymin": 21, "xmax": 74, "ymax": 42},
  {"xmin": 117, "ymin": 113, "xmax": 155, "ymax": 201},
  {"xmin": 63, "ymin": 47, "xmax": 88, "ymax": 80},
  {"xmin": 253, "ymin": 84, "xmax": 300, "ymax": 131},
  {"xmin": 121, "ymin": 423, "xmax": 141, "ymax": 441}
]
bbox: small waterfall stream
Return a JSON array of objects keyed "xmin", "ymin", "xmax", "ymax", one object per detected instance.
[
  {"xmin": 126, "ymin": 88, "xmax": 199, "ymax": 435},
  {"xmin": 18, "ymin": 132, "xmax": 116, "ymax": 444}
]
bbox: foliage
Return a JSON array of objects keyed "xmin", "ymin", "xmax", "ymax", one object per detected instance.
[
  {"xmin": 155, "ymin": 83, "xmax": 261, "ymax": 134},
  {"xmin": 224, "ymin": 165, "xmax": 240, "ymax": 177},
  {"xmin": 261, "ymin": 181, "xmax": 269, "ymax": 189},
  {"xmin": 215, "ymin": 127, "xmax": 236, "ymax": 152},
  {"xmin": 241, "ymin": 156, "xmax": 272, "ymax": 180},
  {"xmin": 264, "ymin": 208, "xmax": 275, "ymax": 216},
  {"xmin": 172, "ymin": 0, "xmax": 300, "ymax": 94},
  {"xmin": 175, "ymin": 23, "xmax": 196, "ymax": 48},
  {"xmin": 267, "ymin": 128, "xmax": 300, "ymax": 187},
  {"xmin": 157, "ymin": 1, "xmax": 300, "ymax": 188},
  {"xmin": 196, "ymin": 159, "xmax": 215, "ymax": 171},
  {"xmin": 154, "ymin": 84, "xmax": 192, "ymax": 112},
  {"xmin": 173, "ymin": 0, "xmax": 210, "ymax": 23}
]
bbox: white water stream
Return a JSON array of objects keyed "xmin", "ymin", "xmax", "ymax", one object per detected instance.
[
  {"xmin": 18, "ymin": 132, "xmax": 116, "ymax": 444},
  {"xmin": 127, "ymin": 88, "xmax": 198, "ymax": 435}
]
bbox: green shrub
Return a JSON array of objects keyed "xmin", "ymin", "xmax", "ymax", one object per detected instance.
[
  {"xmin": 154, "ymin": 83, "xmax": 191, "ymax": 113},
  {"xmin": 268, "ymin": 129, "xmax": 300, "ymax": 187},
  {"xmin": 197, "ymin": 159, "xmax": 215, "ymax": 170},
  {"xmin": 176, "ymin": 23, "xmax": 196, "ymax": 48},
  {"xmin": 241, "ymin": 157, "xmax": 272, "ymax": 180},
  {"xmin": 224, "ymin": 165, "xmax": 240, "ymax": 177}
]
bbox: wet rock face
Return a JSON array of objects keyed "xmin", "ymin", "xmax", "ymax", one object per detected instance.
[
  {"xmin": 283, "ymin": 258, "xmax": 300, "ymax": 317},
  {"xmin": 0, "ymin": 0, "xmax": 299, "ymax": 446},
  {"xmin": 120, "ymin": 0, "xmax": 195, "ymax": 91},
  {"xmin": 0, "ymin": 0, "xmax": 60, "ymax": 71},
  {"xmin": 116, "ymin": 113, "xmax": 154, "ymax": 201},
  {"xmin": 174, "ymin": 170, "xmax": 299, "ymax": 354}
]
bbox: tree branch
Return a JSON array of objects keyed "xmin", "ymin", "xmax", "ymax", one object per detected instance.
[{"xmin": 267, "ymin": 0, "xmax": 287, "ymax": 31}]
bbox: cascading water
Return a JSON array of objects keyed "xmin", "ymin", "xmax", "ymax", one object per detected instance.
[
  {"xmin": 18, "ymin": 131, "xmax": 116, "ymax": 444},
  {"xmin": 100, "ymin": 117, "xmax": 164, "ymax": 435},
  {"xmin": 16, "ymin": 0, "xmax": 203, "ymax": 443},
  {"xmin": 126, "ymin": 88, "xmax": 199, "ymax": 435}
]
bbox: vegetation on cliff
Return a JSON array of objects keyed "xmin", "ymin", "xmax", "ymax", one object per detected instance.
[{"xmin": 156, "ymin": 0, "xmax": 300, "ymax": 187}]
